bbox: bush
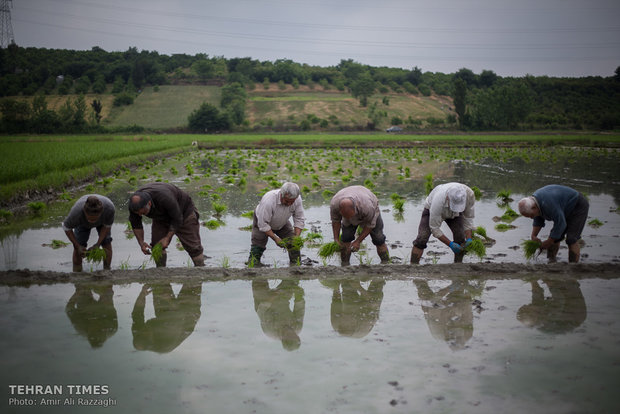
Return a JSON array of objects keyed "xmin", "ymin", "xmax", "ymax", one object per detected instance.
[
  {"xmin": 113, "ymin": 93, "xmax": 134, "ymax": 107},
  {"xmin": 188, "ymin": 102, "xmax": 231, "ymax": 132}
]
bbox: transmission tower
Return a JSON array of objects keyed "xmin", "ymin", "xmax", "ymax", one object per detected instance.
[{"xmin": 1, "ymin": 0, "xmax": 15, "ymax": 48}]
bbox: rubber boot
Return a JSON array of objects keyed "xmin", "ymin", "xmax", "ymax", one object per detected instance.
[
  {"xmin": 288, "ymin": 249, "xmax": 301, "ymax": 266},
  {"xmin": 102, "ymin": 244, "xmax": 113, "ymax": 270},
  {"xmin": 191, "ymin": 253, "xmax": 205, "ymax": 267},
  {"xmin": 155, "ymin": 251, "xmax": 167, "ymax": 267},
  {"xmin": 377, "ymin": 244, "xmax": 390, "ymax": 264},
  {"xmin": 72, "ymin": 248, "xmax": 83, "ymax": 272},
  {"xmin": 248, "ymin": 245, "xmax": 266, "ymax": 267},
  {"xmin": 340, "ymin": 244, "xmax": 351, "ymax": 266},
  {"xmin": 547, "ymin": 242, "xmax": 560, "ymax": 263},
  {"xmin": 410, "ymin": 246, "xmax": 424, "ymax": 264},
  {"xmin": 568, "ymin": 243, "xmax": 580, "ymax": 263},
  {"xmin": 454, "ymin": 251, "xmax": 465, "ymax": 263}
]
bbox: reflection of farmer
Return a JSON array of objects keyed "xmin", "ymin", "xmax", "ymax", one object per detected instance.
[
  {"xmin": 248, "ymin": 182, "xmax": 306, "ymax": 267},
  {"xmin": 517, "ymin": 279, "xmax": 586, "ymax": 334},
  {"xmin": 321, "ymin": 278, "xmax": 385, "ymax": 338},
  {"xmin": 518, "ymin": 185, "xmax": 589, "ymax": 263},
  {"xmin": 65, "ymin": 283, "xmax": 117, "ymax": 348},
  {"xmin": 62, "ymin": 195, "xmax": 115, "ymax": 272},
  {"xmin": 252, "ymin": 279, "xmax": 305, "ymax": 351},
  {"xmin": 330, "ymin": 185, "xmax": 390, "ymax": 265},
  {"xmin": 411, "ymin": 183, "xmax": 475, "ymax": 264},
  {"xmin": 132, "ymin": 283, "xmax": 202, "ymax": 353},
  {"xmin": 414, "ymin": 279, "xmax": 483, "ymax": 351},
  {"xmin": 128, "ymin": 183, "xmax": 205, "ymax": 267}
]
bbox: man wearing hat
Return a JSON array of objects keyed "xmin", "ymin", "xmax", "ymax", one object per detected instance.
[{"xmin": 410, "ymin": 182, "xmax": 476, "ymax": 264}]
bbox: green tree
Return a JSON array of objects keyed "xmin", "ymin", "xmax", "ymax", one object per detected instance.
[
  {"xmin": 470, "ymin": 82, "xmax": 534, "ymax": 129},
  {"xmin": 188, "ymin": 102, "xmax": 230, "ymax": 132},
  {"xmin": 453, "ymin": 78, "xmax": 467, "ymax": 129},
  {"xmin": 350, "ymin": 72, "xmax": 375, "ymax": 107},
  {"xmin": 192, "ymin": 57, "xmax": 214, "ymax": 82}
]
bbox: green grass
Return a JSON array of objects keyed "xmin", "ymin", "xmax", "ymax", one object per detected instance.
[{"xmin": 106, "ymin": 85, "xmax": 221, "ymax": 129}]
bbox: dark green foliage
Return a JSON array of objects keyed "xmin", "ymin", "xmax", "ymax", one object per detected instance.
[
  {"xmin": 522, "ymin": 240, "xmax": 542, "ymax": 260},
  {"xmin": 188, "ymin": 103, "xmax": 231, "ymax": 132},
  {"xmin": 318, "ymin": 242, "xmax": 341, "ymax": 258}
]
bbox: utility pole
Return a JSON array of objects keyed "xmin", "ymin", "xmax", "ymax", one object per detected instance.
[{"xmin": 0, "ymin": 0, "xmax": 15, "ymax": 48}]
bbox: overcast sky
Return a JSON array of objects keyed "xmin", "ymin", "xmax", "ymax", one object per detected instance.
[{"xmin": 9, "ymin": 0, "xmax": 620, "ymax": 77}]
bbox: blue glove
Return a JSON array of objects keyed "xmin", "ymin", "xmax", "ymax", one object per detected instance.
[
  {"xmin": 449, "ymin": 241, "xmax": 462, "ymax": 254},
  {"xmin": 465, "ymin": 238, "xmax": 473, "ymax": 248}
]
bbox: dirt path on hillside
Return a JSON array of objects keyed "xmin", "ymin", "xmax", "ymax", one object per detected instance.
[{"xmin": 1, "ymin": 262, "xmax": 619, "ymax": 286}]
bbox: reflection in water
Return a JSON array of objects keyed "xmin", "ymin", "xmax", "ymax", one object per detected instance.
[
  {"xmin": 0, "ymin": 233, "xmax": 19, "ymax": 270},
  {"xmin": 65, "ymin": 283, "xmax": 118, "ymax": 348},
  {"xmin": 252, "ymin": 279, "xmax": 305, "ymax": 351},
  {"xmin": 321, "ymin": 278, "xmax": 385, "ymax": 338},
  {"xmin": 414, "ymin": 279, "xmax": 484, "ymax": 351},
  {"xmin": 132, "ymin": 283, "xmax": 202, "ymax": 353},
  {"xmin": 517, "ymin": 279, "xmax": 587, "ymax": 334}
]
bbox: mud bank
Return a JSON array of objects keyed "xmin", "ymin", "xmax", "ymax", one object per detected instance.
[{"xmin": 1, "ymin": 262, "xmax": 619, "ymax": 286}]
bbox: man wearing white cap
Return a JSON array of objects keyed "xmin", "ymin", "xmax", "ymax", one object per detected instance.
[{"xmin": 410, "ymin": 182, "xmax": 476, "ymax": 264}]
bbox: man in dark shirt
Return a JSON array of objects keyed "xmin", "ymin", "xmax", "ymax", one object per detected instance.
[
  {"xmin": 129, "ymin": 183, "xmax": 205, "ymax": 267},
  {"xmin": 518, "ymin": 184, "xmax": 589, "ymax": 263}
]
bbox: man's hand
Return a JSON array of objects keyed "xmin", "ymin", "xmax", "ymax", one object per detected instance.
[
  {"xmin": 140, "ymin": 242, "xmax": 152, "ymax": 255},
  {"xmin": 351, "ymin": 240, "xmax": 361, "ymax": 252},
  {"xmin": 449, "ymin": 241, "xmax": 462, "ymax": 254},
  {"xmin": 75, "ymin": 245, "xmax": 87, "ymax": 258}
]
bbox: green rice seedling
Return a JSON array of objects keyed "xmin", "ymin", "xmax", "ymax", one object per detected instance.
[
  {"xmin": 241, "ymin": 211, "xmax": 254, "ymax": 219},
  {"xmin": 364, "ymin": 179, "xmax": 375, "ymax": 190},
  {"xmin": 464, "ymin": 238, "xmax": 486, "ymax": 260},
  {"xmin": 28, "ymin": 201, "xmax": 46, "ymax": 216},
  {"xmin": 392, "ymin": 198, "xmax": 405, "ymax": 213},
  {"xmin": 238, "ymin": 224, "xmax": 253, "ymax": 231},
  {"xmin": 495, "ymin": 223, "xmax": 516, "ymax": 232},
  {"xmin": 204, "ymin": 219, "xmax": 224, "ymax": 230},
  {"xmin": 588, "ymin": 218, "xmax": 603, "ymax": 228},
  {"xmin": 424, "ymin": 174, "xmax": 434, "ymax": 195},
  {"xmin": 322, "ymin": 189, "xmax": 335, "ymax": 199},
  {"xmin": 303, "ymin": 232, "xmax": 323, "ymax": 247},
  {"xmin": 496, "ymin": 190, "xmax": 513, "ymax": 203},
  {"xmin": 212, "ymin": 201, "xmax": 227, "ymax": 217},
  {"xmin": 474, "ymin": 226, "xmax": 488, "ymax": 239},
  {"xmin": 318, "ymin": 242, "xmax": 341, "ymax": 258},
  {"xmin": 86, "ymin": 247, "xmax": 107, "ymax": 264},
  {"xmin": 50, "ymin": 239, "xmax": 70, "ymax": 249},
  {"xmin": 521, "ymin": 240, "xmax": 542, "ymax": 260},
  {"xmin": 500, "ymin": 207, "xmax": 519, "ymax": 223},
  {"xmin": 220, "ymin": 256, "xmax": 230, "ymax": 269},
  {"xmin": 471, "ymin": 186, "xmax": 482, "ymax": 201},
  {"xmin": 0, "ymin": 209, "xmax": 13, "ymax": 223},
  {"xmin": 283, "ymin": 236, "xmax": 305, "ymax": 250},
  {"xmin": 150, "ymin": 243, "xmax": 164, "ymax": 264}
]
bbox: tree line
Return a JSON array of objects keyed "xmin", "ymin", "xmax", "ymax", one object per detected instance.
[{"xmin": 0, "ymin": 44, "xmax": 619, "ymax": 133}]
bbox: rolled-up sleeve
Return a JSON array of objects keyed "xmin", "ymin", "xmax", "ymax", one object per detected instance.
[
  {"xmin": 255, "ymin": 201, "xmax": 274, "ymax": 233},
  {"xmin": 292, "ymin": 197, "xmax": 305, "ymax": 229}
]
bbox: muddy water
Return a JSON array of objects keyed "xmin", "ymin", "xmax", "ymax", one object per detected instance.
[
  {"xmin": 1, "ymin": 275, "xmax": 619, "ymax": 413},
  {"xmin": 1, "ymin": 147, "xmax": 619, "ymax": 271}
]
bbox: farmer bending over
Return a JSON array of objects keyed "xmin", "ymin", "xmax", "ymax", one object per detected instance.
[
  {"xmin": 330, "ymin": 185, "xmax": 390, "ymax": 265},
  {"xmin": 518, "ymin": 184, "xmax": 589, "ymax": 263},
  {"xmin": 410, "ymin": 182, "xmax": 476, "ymax": 264},
  {"xmin": 129, "ymin": 183, "xmax": 205, "ymax": 267},
  {"xmin": 248, "ymin": 182, "xmax": 306, "ymax": 267},
  {"xmin": 62, "ymin": 194, "xmax": 115, "ymax": 272}
]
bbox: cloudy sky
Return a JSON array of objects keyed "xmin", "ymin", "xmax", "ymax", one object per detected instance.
[{"xmin": 9, "ymin": 0, "xmax": 620, "ymax": 77}]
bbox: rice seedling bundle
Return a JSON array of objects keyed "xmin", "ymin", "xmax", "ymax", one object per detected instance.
[
  {"xmin": 318, "ymin": 242, "xmax": 341, "ymax": 258},
  {"xmin": 464, "ymin": 238, "xmax": 486, "ymax": 259},
  {"xmin": 86, "ymin": 247, "xmax": 107, "ymax": 263},
  {"xmin": 521, "ymin": 240, "xmax": 541, "ymax": 260},
  {"xmin": 150, "ymin": 243, "xmax": 164, "ymax": 263}
]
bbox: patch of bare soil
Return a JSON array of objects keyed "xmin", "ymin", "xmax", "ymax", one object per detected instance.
[{"xmin": 1, "ymin": 263, "xmax": 619, "ymax": 286}]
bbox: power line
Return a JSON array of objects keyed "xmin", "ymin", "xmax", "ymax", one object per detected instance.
[{"xmin": 0, "ymin": 0, "xmax": 15, "ymax": 48}]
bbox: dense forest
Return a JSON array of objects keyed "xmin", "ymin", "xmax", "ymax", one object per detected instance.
[{"xmin": 0, "ymin": 45, "xmax": 619, "ymax": 133}]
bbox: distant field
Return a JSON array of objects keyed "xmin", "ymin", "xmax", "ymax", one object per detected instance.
[{"xmin": 105, "ymin": 85, "xmax": 221, "ymax": 129}]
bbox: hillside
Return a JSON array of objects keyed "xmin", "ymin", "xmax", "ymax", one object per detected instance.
[{"xmin": 100, "ymin": 84, "xmax": 455, "ymax": 131}]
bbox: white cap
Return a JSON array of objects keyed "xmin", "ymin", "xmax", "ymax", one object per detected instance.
[{"xmin": 448, "ymin": 186, "xmax": 467, "ymax": 213}]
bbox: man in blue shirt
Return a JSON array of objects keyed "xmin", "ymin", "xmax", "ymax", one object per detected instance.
[{"xmin": 518, "ymin": 185, "xmax": 589, "ymax": 263}]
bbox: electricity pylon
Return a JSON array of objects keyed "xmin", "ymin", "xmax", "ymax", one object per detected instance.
[{"xmin": 1, "ymin": 0, "xmax": 15, "ymax": 48}]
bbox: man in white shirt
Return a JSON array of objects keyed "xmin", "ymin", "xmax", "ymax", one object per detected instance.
[
  {"xmin": 249, "ymin": 182, "xmax": 306, "ymax": 266},
  {"xmin": 411, "ymin": 182, "xmax": 476, "ymax": 264}
]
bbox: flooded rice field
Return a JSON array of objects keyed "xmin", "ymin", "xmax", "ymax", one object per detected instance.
[
  {"xmin": 1, "ymin": 145, "xmax": 619, "ymax": 271},
  {"xmin": 1, "ymin": 273, "xmax": 619, "ymax": 413},
  {"xmin": 1, "ymin": 146, "xmax": 620, "ymax": 413}
]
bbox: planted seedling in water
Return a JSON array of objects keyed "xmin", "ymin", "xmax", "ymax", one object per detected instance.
[{"xmin": 588, "ymin": 218, "xmax": 603, "ymax": 228}]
